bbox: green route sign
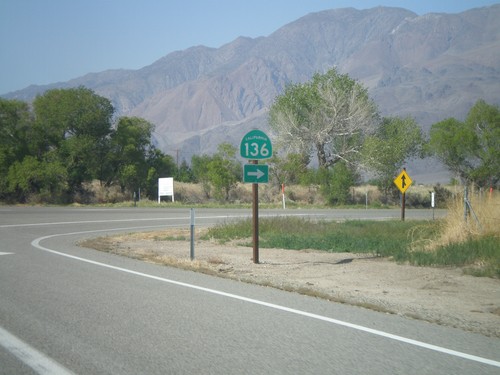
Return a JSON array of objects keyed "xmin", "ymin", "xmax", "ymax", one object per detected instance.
[
  {"xmin": 239, "ymin": 129, "xmax": 273, "ymax": 264},
  {"xmin": 243, "ymin": 164, "xmax": 269, "ymax": 183},
  {"xmin": 240, "ymin": 130, "xmax": 272, "ymax": 160}
]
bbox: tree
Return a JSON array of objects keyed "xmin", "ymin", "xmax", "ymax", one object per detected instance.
[
  {"xmin": 428, "ymin": 100, "xmax": 500, "ymax": 187},
  {"xmin": 268, "ymin": 152, "xmax": 308, "ymax": 187},
  {"xmin": 1, "ymin": 90, "xmax": 170, "ymax": 203},
  {"xmin": 319, "ymin": 162, "xmax": 359, "ymax": 205},
  {"xmin": 0, "ymin": 99, "xmax": 32, "ymax": 199},
  {"xmin": 191, "ymin": 144, "xmax": 242, "ymax": 201},
  {"xmin": 31, "ymin": 87, "xmax": 114, "ymax": 193},
  {"xmin": 363, "ymin": 116, "xmax": 425, "ymax": 193},
  {"xmin": 176, "ymin": 160, "xmax": 195, "ymax": 183},
  {"xmin": 191, "ymin": 154, "xmax": 213, "ymax": 198},
  {"xmin": 143, "ymin": 149, "xmax": 177, "ymax": 199},
  {"xmin": 464, "ymin": 100, "xmax": 500, "ymax": 186},
  {"xmin": 269, "ymin": 68, "xmax": 378, "ymax": 169},
  {"xmin": 109, "ymin": 117, "xmax": 155, "ymax": 192},
  {"xmin": 7, "ymin": 155, "xmax": 68, "ymax": 203},
  {"xmin": 32, "ymin": 86, "xmax": 113, "ymax": 154},
  {"xmin": 206, "ymin": 143, "xmax": 241, "ymax": 201}
]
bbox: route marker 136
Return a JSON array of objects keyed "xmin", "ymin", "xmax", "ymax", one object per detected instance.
[{"xmin": 240, "ymin": 130, "xmax": 272, "ymax": 160}]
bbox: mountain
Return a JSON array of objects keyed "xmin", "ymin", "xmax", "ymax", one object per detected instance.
[{"xmin": 4, "ymin": 5, "xmax": 500, "ymax": 182}]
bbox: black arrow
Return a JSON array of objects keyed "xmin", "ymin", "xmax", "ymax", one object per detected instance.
[{"xmin": 401, "ymin": 175, "xmax": 406, "ymax": 189}]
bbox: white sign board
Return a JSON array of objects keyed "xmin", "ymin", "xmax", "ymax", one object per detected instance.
[{"xmin": 158, "ymin": 177, "xmax": 174, "ymax": 203}]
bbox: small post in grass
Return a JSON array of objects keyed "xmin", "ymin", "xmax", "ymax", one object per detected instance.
[{"xmin": 190, "ymin": 208, "xmax": 195, "ymax": 260}]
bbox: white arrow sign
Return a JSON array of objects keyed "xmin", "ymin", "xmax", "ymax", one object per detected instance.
[
  {"xmin": 244, "ymin": 164, "xmax": 269, "ymax": 183},
  {"xmin": 248, "ymin": 168, "xmax": 265, "ymax": 180}
]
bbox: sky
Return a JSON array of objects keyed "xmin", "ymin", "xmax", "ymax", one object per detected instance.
[{"xmin": 1, "ymin": 0, "xmax": 498, "ymax": 94}]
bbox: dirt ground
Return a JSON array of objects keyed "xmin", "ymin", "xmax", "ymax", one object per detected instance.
[{"xmin": 82, "ymin": 228, "xmax": 500, "ymax": 338}]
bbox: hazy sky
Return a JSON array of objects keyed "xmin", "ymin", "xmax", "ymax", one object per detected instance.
[{"xmin": 1, "ymin": 0, "xmax": 498, "ymax": 94}]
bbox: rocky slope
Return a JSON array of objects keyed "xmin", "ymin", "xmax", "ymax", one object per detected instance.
[{"xmin": 4, "ymin": 5, "xmax": 500, "ymax": 179}]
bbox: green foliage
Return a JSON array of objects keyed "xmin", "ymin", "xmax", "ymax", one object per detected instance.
[
  {"xmin": 32, "ymin": 86, "xmax": 114, "ymax": 153},
  {"xmin": 363, "ymin": 116, "xmax": 425, "ymax": 192},
  {"xmin": 7, "ymin": 155, "xmax": 68, "ymax": 203},
  {"xmin": 190, "ymin": 144, "xmax": 242, "ymax": 201},
  {"xmin": 191, "ymin": 154, "xmax": 214, "ymax": 198},
  {"xmin": 269, "ymin": 67, "xmax": 378, "ymax": 169},
  {"xmin": 176, "ymin": 160, "xmax": 195, "ymax": 183},
  {"xmin": 268, "ymin": 152, "xmax": 308, "ymax": 186},
  {"xmin": 203, "ymin": 217, "xmax": 499, "ymax": 276},
  {"xmin": 428, "ymin": 100, "xmax": 500, "ymax": 187},
  {"xmin": 405, "ymin": 235, "xmax": 499, "ymax": 278},
  {"xmin": 0, "ymin": 98, "xmax": 32, "ymax": 198},
  {"xmin": 0, "ymin": 88, "xmax": 174, "ymax": 203},
  {"xmin": 319, "ymin": 162, "xmax": 359, "ymax": 205},
  {"xmin": 207, "ymin": 143, "xmax": 241, "ymax": 201},
  {"xmin": 204, "ymin": 217, "xmax": 435, "ymax": 257}
]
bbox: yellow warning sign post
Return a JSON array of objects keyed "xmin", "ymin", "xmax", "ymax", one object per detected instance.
[{"xmin": 394, "ymin": 168, "xmax": 413, "ymax": 221}]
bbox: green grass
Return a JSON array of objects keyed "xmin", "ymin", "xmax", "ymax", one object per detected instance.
[
  {"xmin": 406, "ymin": 235, "xmax": 500, "ymax": 277},
  {"xmin": 202, "ymin": 216, "xmax": 499, "ymax": 277},
  {"xmin": 203, "ymin": 217, "xmax": 437, "ymax": 257}
]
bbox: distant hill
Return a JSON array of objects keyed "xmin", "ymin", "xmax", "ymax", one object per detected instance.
[{"xmin": 4, "ymin": 5, "xmax": 500, "ymax": 182}]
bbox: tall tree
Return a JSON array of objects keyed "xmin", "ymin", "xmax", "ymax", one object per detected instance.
[
  {"xmin": 363, "ymin": 116, "xmax": 425, "ymax": 191},
  {"xmin": 32, "ymin": 87, "xmax": 114, "ymax": 192},
  {"xmin": 32, "ymin": 86, "xmax": 113, "ymax": 152},
  {"xmin": 206, "ymin": 143, "xmax": 242, "ymax": 201},
  {"xmin": 429, "ymin": 100, "xmax": 499, "ymax": 187},
  {"xmin": 144, "ymin": 148, "xmax": 177, "ymax": 199},
  {"xmin": 0, "ymin": 99, "xmax": 32, "ymax": 198},
  {"xmin": 269, "ymin": 68, "xmax": 378, "ymax": 169},
  {"xmin": 109, "ymin": 116, "xmax": 157, "ymax": 193}
]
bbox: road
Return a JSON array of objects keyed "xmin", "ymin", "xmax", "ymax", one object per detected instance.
[{"xmin": 0, "ymin": 206, "xmax": 498, "ymax": 374}]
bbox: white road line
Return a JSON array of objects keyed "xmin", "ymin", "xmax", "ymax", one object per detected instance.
[
  {"xmin": 0, "ymin": 326, "xmax": 75, "ymax": 375},
  {"xmin": 0, "ymin": 216, "xmax": 190, "ymax": 228},
  {"xmin": 0, "ymin": 212, "xmax": 323, "ymax": 229},
  {"xmin": 31, "ymin": 229, "xmax": 500, "ymax": 369},
  {"xmin": 0, "ymin": 252, "xmax": 14, "ymax": 255}
]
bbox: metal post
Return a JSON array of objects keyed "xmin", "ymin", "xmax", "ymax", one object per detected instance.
[
  {"xmin": 190, "ymin": 208, "xmax": 195, "ymax": 260},
  {"xmin": 282, "ymin": 183, "xmax": 286, "ymax": 210},
  {"xmin": 252, "ymin": 160, "xmax": 259, "ymax": 264},
  {"xmin": 431, "ymin": 191, "xmax": 435, "ymax": 220},
  {"xmin": 401, "ymin": 192, "xmax": 406, "ymax": 221},
  {"xmin": 464, "ymin": 186, "xmax": 469, "ymax": 223}
]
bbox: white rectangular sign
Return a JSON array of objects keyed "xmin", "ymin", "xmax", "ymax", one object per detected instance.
[{"xmin": 158, "ymin": 177, "xmax": 174, "ymax": 203}]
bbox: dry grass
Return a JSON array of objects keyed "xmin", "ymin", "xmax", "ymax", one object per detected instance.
[{"xmin": 430, "ymin": 190, "xmax": 500, "ymax": 250}]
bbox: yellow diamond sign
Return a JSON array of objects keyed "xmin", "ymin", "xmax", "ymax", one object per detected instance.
[{"xmin": 394, "ymin": 169, "xmax": 412, "ymax": 194}]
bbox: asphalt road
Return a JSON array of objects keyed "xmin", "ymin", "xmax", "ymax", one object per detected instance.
[{"xmin": 0, "ymin": 206, "xmax": 498, "ymax": 374}]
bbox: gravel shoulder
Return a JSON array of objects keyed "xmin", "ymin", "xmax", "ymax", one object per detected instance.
[{"xmin": 80, "ymin": 228, "xmax": 500, "ymax": 338}]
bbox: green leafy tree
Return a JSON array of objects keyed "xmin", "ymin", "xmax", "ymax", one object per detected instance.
[
  {"xmin": 268, "ymin": 152, "xmax": 308, "ymax": 187},
  {"xmin": 31, "ymin": 87, "xmax": 114, "ymax": 193},
  {"xmin": 143, "ymin": 149, "xmax": 177, "ymax": 199},
  {"xmin": 0, "ymin": 99, "xmax": 32, "ymax": 199},
  {"xmin": 206, "ymin": 143, "xmax": 242, "ymax": 201},
  {"xmin": 320, "ymin": 162, "xmax": 359, "ymax": 205},
  {"xmin": 464, "ymin": 100, "xmax": 500, "ymax": 186},
  {"xmin": 176, "ymin": 160, "xmax": 195, "ymax": 183},
  {"xmin": 7, "ymin": 155, "xmax": 68, "ymax": 203},
  {"xmin": 109, "ymin": 117, "xmax": 155, "ymax": 192},
  {"xmin": 363, "ymin": 116, "xmax": 425, "ymax": 193},
  {"xmin": 269, "ymin": 68, "xmax": 378, "ymax": 169},
  {"xmin": 32, "ymin": 86, "xmax": 113, "ymax": 153},
  {"xmin": 192, "ymin": 154, "xmax": 213, "ymax": 198},
  {"xmin": 429, "ymin": 100, "xmax": 500, "ymax": 187}
]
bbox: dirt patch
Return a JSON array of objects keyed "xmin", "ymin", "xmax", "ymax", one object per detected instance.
[{"xmin": 80, "ymin": 228, "xmax": 500, "ymax": 338}]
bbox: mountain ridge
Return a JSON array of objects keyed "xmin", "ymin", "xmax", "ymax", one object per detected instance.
[{"xmin": 4, "ymin": 5, "xmax": 500, "ymax": 181}]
